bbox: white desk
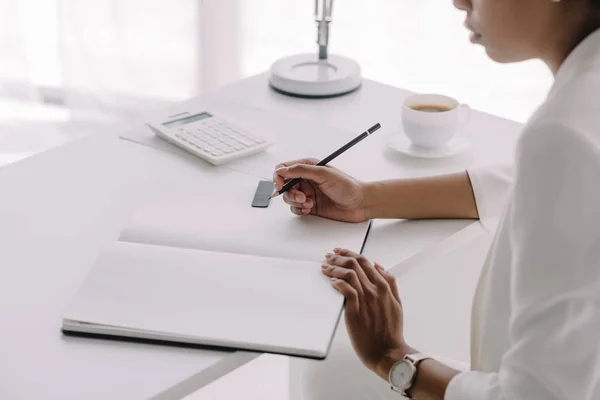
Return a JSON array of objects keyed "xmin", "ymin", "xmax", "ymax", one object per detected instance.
[
  {"xmin": 0, "ymin": 134, "xmax": 266, "ymax": 399},
  {"xmin": 0, "ymin": 74, "xmax": 523, "ymax": 399}
]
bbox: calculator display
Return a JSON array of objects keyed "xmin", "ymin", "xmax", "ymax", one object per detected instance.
[{"xmin": 162, "ymin": 112, "xmax": 213, "ymax": 128}]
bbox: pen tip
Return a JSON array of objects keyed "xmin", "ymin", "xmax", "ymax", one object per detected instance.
[{"xmin": 270, "ymin": 191, "xmax": 280, "ymax": 199}]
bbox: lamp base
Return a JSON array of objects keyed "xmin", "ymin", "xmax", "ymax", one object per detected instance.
[{"xmin": 269, "ymin": 53, "xmax": 362, "ymax": 98}]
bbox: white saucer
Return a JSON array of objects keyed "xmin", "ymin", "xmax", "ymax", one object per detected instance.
[{"xmin": 386, "ymin": 133, "xmax": 471, "ymax": 159}]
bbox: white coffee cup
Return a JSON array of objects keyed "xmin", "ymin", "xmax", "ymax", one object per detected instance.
[{"xmin": 401, "ymin": 94, "xmax": 470, "ymax": 148}]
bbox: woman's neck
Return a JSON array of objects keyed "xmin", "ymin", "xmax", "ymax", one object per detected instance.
[{"xmin": 546, "ymin": 16, "xmax": 600, "ymax": 75}]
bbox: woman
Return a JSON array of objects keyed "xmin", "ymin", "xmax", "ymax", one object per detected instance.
[{"xmin": 272, "ymin": 0, "xmax": 600, "ymax": 398}]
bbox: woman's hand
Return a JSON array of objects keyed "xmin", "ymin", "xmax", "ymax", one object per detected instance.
[
  {"xmin": 321, "ymin": 248, "xmax": 413, "ymax": 381},
  {"xmin": 272, "ymin": 158, "xmax": 369, "ymax": 223}
]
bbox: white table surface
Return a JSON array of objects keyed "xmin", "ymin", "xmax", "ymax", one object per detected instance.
[
  {"xmin": 0, "ymin": 74, "xmax": 523, "ymax": 399},
  {"xmin": 0, "ymin": 133, "xmax": 267, "ymax": 399}
]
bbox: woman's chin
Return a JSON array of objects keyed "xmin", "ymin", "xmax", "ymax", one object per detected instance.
[{"xmin": 484, "ymin": 47, "xmax": 525, "ymax": 64}]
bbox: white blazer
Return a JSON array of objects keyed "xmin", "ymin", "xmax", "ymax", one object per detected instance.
[{"xmin": 446, "ymin": 29, "xmax": 600, "ymax": 399}]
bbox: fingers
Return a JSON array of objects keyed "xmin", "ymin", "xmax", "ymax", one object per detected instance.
[
  {"xmin": 324, "ymin": 253, "xmax": 372, "ymax": 290},
  {"xmin": 321, "ymin": 263, "xmax": 364, "ymax": 296},
  {"xmin": 275, "ymin": 163, "xmax": 329, "ymax": 186},
  {"xmin": 290, "ymin": 206, "xmax": 311, "ymax": 216},
  {"xmin": 273, "ymin": 158, "xmax": 319, "ymax": 190},
  {"xmin": 283, "ymin": 189, "xmax": 313, "ymax": 209},
  {"xmin": 333, "ymin": 248, "xmax": 388, "ymax": 289},
  {"xmin": 283, "ymin": 188, "xmax": 314, "ymax": 216},
  {"xmin": 275, "ymin": 158, "xmax": 320, "ymax": 170},
  {"xmin": 375, "ymin": 263, "xmax": 400, "ymax": 303},
  {"xmin": 330, "ymin": 278, "xmax": 359, "ymax": 314}
]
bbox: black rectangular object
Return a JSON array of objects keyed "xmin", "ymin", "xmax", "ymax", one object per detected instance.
[{"xmin": 252, "ymin": 180, "xmax": 273, "ymax": 208}]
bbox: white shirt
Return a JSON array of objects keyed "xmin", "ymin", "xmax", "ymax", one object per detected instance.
[{"xmin": 445, "ymin": 29, "xmax": 600, "ymax": 399}]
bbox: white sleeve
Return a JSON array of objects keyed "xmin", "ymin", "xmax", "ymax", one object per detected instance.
[
  {"xmin": 466, "ymin": 163, "xmax": 513, "ymax": 233},
  {"xmin": 445, "ymin": 122, "xmax": 600, "ymax": 400}
]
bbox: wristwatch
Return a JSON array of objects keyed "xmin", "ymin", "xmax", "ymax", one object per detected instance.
[{"xmin": 389, "ymin": 353, "xmax": 431, "ymax": 398}]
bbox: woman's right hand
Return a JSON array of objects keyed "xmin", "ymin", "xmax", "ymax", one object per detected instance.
[{"xmin": 272, "ymin": 158, "xmax": 369, "ymax": 223}]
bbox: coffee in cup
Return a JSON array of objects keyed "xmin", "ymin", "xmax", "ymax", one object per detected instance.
[
  {"xmin": 409, "ymin": 104, "xmax": 455, "ymax": 113},
  {"xmin": 401, "ymin": 94, "xmax": 470, "ymax": 148}
]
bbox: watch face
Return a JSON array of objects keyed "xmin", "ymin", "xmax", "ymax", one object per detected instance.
[{"xmin": 391, "ymin": 360, "xmax": 415, "ymax": 390}]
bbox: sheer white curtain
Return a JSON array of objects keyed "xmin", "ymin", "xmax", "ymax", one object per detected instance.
[
  {"xmin": 0, "ymin": 0, "xmax": 241, "ymax": 119},
  {"xmin": 0, "ymin": 0, "xmax": 44, "ymax": 102}
]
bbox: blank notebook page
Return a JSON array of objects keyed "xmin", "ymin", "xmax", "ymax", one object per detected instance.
[
  {"xmin": 63, "ymin": 241, "xmax": 344, "ymax": 358},
  {"xmin": 119, "ymin": 168, "xmax": 369, "ymax": 263}
]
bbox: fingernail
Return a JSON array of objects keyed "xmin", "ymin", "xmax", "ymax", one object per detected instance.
[
  {"xmin": 331, "ymin": 278, "xmax": 338, "ymax": 283},
  {"xmin": 325, "ymin": 253, "xmax": 333, "ymax": 258},
  {"xmin": 375, "ymin": 264, "xmax": 385, "ymax": 271},
  {"xmin": 321, "ymin": 264, "xmax": 328, "ymax": 269},
  {"xmin": 333, "ymin": 247, "xmax": 341, "ymax": 252},
  {"xmin": 276, "ymin": 167, "xmax": 288, "ymax": 173},
  {"xmin": 296, "ymin": 194, "xmax": 305, "ymax": 202}
]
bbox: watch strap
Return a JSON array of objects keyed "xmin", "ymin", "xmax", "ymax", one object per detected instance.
[{"xmin": 405, "ymin": 353, "xmax": 431, "ymax": 365}]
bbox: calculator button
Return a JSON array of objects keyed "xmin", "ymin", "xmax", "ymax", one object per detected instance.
[
  {"xmin": 221, "ymin": 146, "xmax": 234, "ymax": 154},
  {"xmin": 247, "ymin": 135, "xmax": 265, "ymax": 143},
  {"xmin": 229, "ymin": 133, "xmax": 245, "ymax": 142},
  {"xmin": 211, "ymin": 150, "xmax": 224, "ymax": 156},
  {"xmin": 237, "ymin": 138, "xmax": 255, "ymax": 147}
]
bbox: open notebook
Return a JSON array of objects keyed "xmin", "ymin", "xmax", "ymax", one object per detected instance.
[{"xmin": 62, "ymin": 168, "xmax": 371, "ymax": 359}]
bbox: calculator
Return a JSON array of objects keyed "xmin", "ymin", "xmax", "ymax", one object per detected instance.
[{"xmin": 146, "ymin": 110, "xmax": 275, "ymax": 166}]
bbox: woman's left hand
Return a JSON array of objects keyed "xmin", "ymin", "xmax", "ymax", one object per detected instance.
[{"xmin": 322, "ymin": 248, "xmax": 413, "ymax": 380}]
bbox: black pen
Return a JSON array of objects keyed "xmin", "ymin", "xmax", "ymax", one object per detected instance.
[{"xmin": 271, "ymin": 123, "xmax": 382, "ymax": 198}]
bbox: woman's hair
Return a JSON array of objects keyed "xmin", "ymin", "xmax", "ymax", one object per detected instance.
[{"xmin": 592, "ymin": 1, "xmax": 600, "ymax": 17}]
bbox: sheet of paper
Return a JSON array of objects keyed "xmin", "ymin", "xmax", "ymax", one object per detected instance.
[
  {"xmin": 119, "ymin": 168, "xmax": 370, "ymax": 263},
  {"xmin": 119, "ymin": 96, "xmax": 367, "ymax": 181},
  {"xmin": 63, "ymin": 241, "xmax": 343, "ymax": 358},
  {"xmin": 120, "ymin": 124, "xmax": 183, "ymax": 155}
]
